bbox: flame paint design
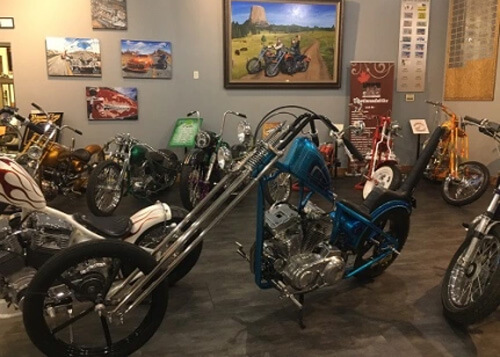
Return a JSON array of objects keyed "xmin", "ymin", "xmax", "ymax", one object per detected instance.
[
  {"xmin": 129, "ymin": 207, "xmax": 163, "ymax": 235},
  {"xmin": 0, "ymin": 158, "xmax": 46, "ymax": 210}
]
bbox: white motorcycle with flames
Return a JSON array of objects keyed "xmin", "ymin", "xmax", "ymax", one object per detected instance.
[{"xmin": 0, "ymin": 156, "xmax": 199, "ymax": 311}]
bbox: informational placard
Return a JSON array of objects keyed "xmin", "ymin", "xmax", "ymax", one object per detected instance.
[
  {"xmin": 444, "ymin": 0, "xmax": 500, "ymax": 100},
  {"xmin": 349, "ymin": 62, "xmax": 395, "ymax": 171},
  {"xmin": 168, "ymin": 118, "xmax": 203, "ymax": 147},
  {"xmin": 397, "ymin": 0, "xmax": 431, "ymax": 92},
  {"xmin": 409, "ymin": 119, "xmax": 429, "ymax": 134}
]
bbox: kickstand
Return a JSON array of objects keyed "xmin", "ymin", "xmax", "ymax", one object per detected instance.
[{"xmin": 298, "ymin": 294, "xmax": 306, "ymax": 329}]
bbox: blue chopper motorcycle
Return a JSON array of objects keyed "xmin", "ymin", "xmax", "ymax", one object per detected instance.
[{"xmin": 21, "ymin": 106, "xmax": 445, "ymax": 357}]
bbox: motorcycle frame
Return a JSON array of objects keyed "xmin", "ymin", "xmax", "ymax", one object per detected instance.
[
  {"xmin": 427, "ymin": 102, "xmax": 469, "ymax": 181},
  {"xmin": 105, "ymin": 112, "xmax": 413, "ymax": 319}
]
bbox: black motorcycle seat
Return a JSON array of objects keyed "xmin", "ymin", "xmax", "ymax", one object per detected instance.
[
  {"xmin": 58, "ymin": 149, "xmax": 91, "ymax": 163},
  {"xmin": 362, "ymin": 187, "xmax": 410, "ymax": 212},
  {"xmin": 73, "ymin": 212, "xmax": 132, "ymax": 239}
]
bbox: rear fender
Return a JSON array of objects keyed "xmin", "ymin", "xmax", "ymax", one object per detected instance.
[{"xmin": 125, "ymin": 202, "xmax": 172, "ymax": 244}]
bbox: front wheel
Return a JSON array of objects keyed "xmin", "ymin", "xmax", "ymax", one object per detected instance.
[
  {"xmin": 265, "ymin": 62, "xmax": 280, "ymax": 77},
  {"xmin": 86, "ymin": 160, "xmax": 124, "ymax": 216},
  {"xmin": 300, "ymin": 60, "xmax": 309, "ymax": 72},
  {"xmin": 179, "ymin": 164, "xmax": 209, "ymax": 211},
  {"xmin": 441, "ymin": 161, "xmax": 490, "ymax": 206},
  {"xmin": 441, "ymin": 225, "xmax": 500, "ymax": 325},
  {"xmin": 23, "ymin": 239, "xmax": 168, "ymax": 357},
  {"xmin": 362, "ymin": 162, "xmax": 402, "ymax": 199},
  {"xmin": 135, "ymin": 206, "xmax": 203, "ymax": 286},
  {"xmin": 246, "ymin": 58, "xmax": 262, "ymax": 74},
  {"xmin": 263, "ymin": 171, "xmax": 292, "ymax": 205}
]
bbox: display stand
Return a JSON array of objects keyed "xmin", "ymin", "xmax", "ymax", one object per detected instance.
[{"xmin": 409, "ymin": 119, "xmax": 430, "ymax": 159}]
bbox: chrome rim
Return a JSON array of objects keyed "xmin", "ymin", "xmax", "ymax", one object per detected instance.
[
  {"xmin": 448, "ymin": 236, "xmax": 500, "ymax": 307},
  {"xmin": 444, "ymin": 165, "xmax": 486, "ymax": 201},
  {"xmin": 95, "ymin": 165, "xmax": 122, "ymax": 213},
  {"xmin": 267, "ymin": 172, "xmax": 291, "ymax": 202}
]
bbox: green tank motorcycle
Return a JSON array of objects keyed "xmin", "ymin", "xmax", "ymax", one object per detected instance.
[{"xmin": 86, "ymin": 133, "xmax": 180, "ymax": 216}]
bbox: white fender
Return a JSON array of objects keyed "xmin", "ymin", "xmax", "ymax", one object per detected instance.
[
  {"xmin": 0, "ymin": 157, "xmax": 46, "ymax": 210},
  {"xmin": 125, "ymin": 201, "xmax": 173, "ymax": 244}
]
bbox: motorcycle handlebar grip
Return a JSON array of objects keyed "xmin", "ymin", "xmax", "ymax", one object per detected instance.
[
  {"xmin": 186, "ymin": 111, "xmax": 197, "ymax": 117},
  {"xmin": 27, "ymin": 122, "xmax": 45, "ymax": 135},
  {"xmin": 31, "ymin": 102, "xmax": 44, "ymax": 112},
  {"xmin": 236, "ymin": 112, "xmax": 247, "ymax": 118},
  {"xmin": 463, "ymin": 116, "xmax": 483, "ymax": 125},
  {"xmin": 14, "ymin": 113, "xmax": 28, "ymax": 123},
  {"xmin": 74, "ymin": 129, "xmax": 83, "ymax": 135},
  {"xmin": 343, "ymin": 137, "xmax": 364, "ymax": 162}
]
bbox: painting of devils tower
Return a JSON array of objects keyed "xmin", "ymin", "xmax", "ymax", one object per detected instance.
[{"xmin": 224, "ymin": 0, "xmax": 343, "ymax": 88}]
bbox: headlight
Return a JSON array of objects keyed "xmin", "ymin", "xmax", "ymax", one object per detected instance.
[
  {"xmin": 27, "ymin": 145, "xmax": 43, "ymax": 160},
  {"xmin": 217, "ymin": 146, "xmax": 232, "ymax": 170},
  {"xmin": 195, "ymin": 131, "xmax": 211, "ymax": 148},
  {"xmin": 237, "ymin": 120, "xmax": 252, "ymax": 144}
]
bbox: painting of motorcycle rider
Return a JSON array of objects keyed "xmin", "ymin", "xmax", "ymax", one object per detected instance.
[
  {"xmin": 121, "ymin": 40, "xmax": 172, "ymax": 79},
  {"xmin": 45, "ymin": 37, "xmax": 101, "ymax": 77},
  {"xmin": 91, "ymin": 0, "xmax": 127, "ymax": 30},
  {"xmin": 86, "ymin": 87, "xmax": 138, "ymax": 121},
  {"xmin": 224, "ymin": 0, "xmax": 343, "ymax": 89}
]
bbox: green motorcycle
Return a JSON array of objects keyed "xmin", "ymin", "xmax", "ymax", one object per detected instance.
[{"xmin": 86, "ymin": 133, "xmax": 180, "ymax": 216}]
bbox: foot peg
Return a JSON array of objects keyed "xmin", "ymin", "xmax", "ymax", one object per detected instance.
[{"xmin": 235, "ymin": 241, "xmax": 249, "ymax": 262}]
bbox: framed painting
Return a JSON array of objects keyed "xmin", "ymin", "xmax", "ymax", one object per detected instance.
[
  {"xmin": 86, "ymin": 87, "xmax": 138, "ymax": 121},
  {"xmin": 223, "ymin": 0, "xmax": 344, "ymax": 89},
  {"xmin": 46, "ymin": 37, "xmax": 101, "ymax": 77},
  {"xmin": 121, "ymin": 40, "xmax": 172, "ymax": 79},
  {"xmin": 91, "ymin": 0, "xmax": 127, "ymax": 30}
]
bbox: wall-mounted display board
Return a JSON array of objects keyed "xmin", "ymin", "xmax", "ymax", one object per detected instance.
[
  {"xmin": 396, "ymin": 0, "xmax": 431, "ymax": 92},
  {"xmin": 444, "ymin": 0, "xmax": 500, "ymax": 101},
  {"xmin": 349, "ymin": 62, "xmax": 394, "ymax": 171}
]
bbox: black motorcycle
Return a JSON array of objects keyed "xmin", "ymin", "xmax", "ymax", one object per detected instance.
[
  {"xmin": 265, "ymin": 47, "xmax": 311, "ymax": 77},
  {"xmin": 86, "ymin": 133, "xmax": 180, "ymax": 216},
  {"xmin": 179, "ymin": 110, "xmax": 291, "ymax": 210}
]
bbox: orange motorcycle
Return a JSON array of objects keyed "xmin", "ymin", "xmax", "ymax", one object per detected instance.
[{"xmin": 7, "ymin": 104, "xmax": 104, "ymax": 201}]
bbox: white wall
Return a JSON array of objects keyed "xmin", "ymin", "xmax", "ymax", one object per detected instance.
[{"xmin": 1, "ymin": 0, "xmax": 450, "ymax": 166}]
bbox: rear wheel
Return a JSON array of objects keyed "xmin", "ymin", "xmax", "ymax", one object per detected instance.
[
  {"xmin": 299, "ymin": 60, "xmax": 309, "ymax": 72},
  {"xmin": 441, "ymin": 225, "xmax": 500, "ymax": 325},
  {"xmin": 362, "ymin": 162, "xmax": 402, "ymax": 199},
  {"xmin": 135, "ymin": 206, "xmax": 203, "ymax": 286},
  {"xmin": 354, "ymin": 207, "xmax": 410, "ymax": 280},
  {"xmin": 246, "ymin": 58, "xmax": 262, "ymax": 74},
  {"xmin": 441, "ymin": 161, "xmax": 490, "ymax": 206},
  {"xmin": 23, "ymin": 239, "xmax": 168, "ymax": 357},
  {"xmin": 87, "ymin": 160, "xmax": 124, "ymax": 216}
]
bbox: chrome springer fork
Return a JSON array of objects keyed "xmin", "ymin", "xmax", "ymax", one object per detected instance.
[{"xmin": 106, "ymin": 124, "xmax": 287, "ymax": 319}]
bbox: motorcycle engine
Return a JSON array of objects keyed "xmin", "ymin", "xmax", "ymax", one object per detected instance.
[
  {"xmin": 0, "ymin": 213, "xmax": 73, "ymax": 307},
  {"xmin": 263, "ymin": 203, "xmax": 345, "ymax": 292}
]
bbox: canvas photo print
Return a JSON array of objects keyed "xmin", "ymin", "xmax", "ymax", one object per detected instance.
[
  {"xmin": 46, "ymin": 37, "xmax": 101, "ymax": 77},
  {"xmin": 224, "ymin": 0, "xmax": 343, "ymax": 88},
  {"xmin": 121, "ymin": 40, "xmax": 172, "ymax": 79},
  {"xmin": 91, "ymin": 0, "xmax": 127, "ymax": 30},
  {"xmin": 86, "ymin": 87, "xmax": 138, "ymax": 121}
]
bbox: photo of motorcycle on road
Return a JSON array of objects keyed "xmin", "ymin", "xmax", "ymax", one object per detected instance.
[{"xmin": 226, "ymin": 1, "xmax": 341, "ymax": 86}]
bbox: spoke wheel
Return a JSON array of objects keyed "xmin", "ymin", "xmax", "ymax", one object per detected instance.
[
  {"xmin": 441, "ymin": 161, "xmax": 490, "ymax": 206},
  {"xmin": 246, "ymin": 58, "xmax": 262, "ymax": 74},
  {"xmin": 87, "ymin": 160, "xmax": 124, "ymax": 216},
  {"xmin": 263, "ymin": 171, "xmax": 292, "ymax": 205},
  {"xmin": 442, "ymin": 225, "xmax": 500, "ymax": 325},
  {"xmin": 179, "ymin": 164, "xmax": 208, "ymax": 210},
  {"xmin": 23, "ymin": 239, "xmax": 168, "ymax": 357}
]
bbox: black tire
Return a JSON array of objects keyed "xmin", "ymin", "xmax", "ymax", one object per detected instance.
[
  {"xmin": 179, "ymin": 164, "xmax": 207, "ymax": 211},
  {"xmin": 23, "ymin": 239, "xmax": 168, "ymax": 357},
  {"xmin": 354, "ymin": 207, "xmax": 410, "ymax": 280},
  {"xmin": 362, "ymin": 162, "xmax": 402, "ymax": 199},
  {"xmin": 299, "ymin": 60, "xmax": 309, "ymax": 72},
  {"xmin": 441, "ymin": 225, "xmax": 500, "ymax": 325},
  {"xmin": 441, "ymin": 161, "xmax": 490, "ymax": 206},
  {"xmin": 246, "ymin": 58, "xmax": 262, "ymax": 74},
  {"xmin": 265, "ymin": 62, "xmax": 280, "ymax": 77},
  {"xmin": 158, "ymin": 149, "xmax": 180, "ymax": 188},
  {"xmin": 262, "ymin": 171, "xmax": 292, "ymax": 205},
  {"xmin": 86, "ymin": 160, "xmax": 124, "ymax": 216},
  {"xmin": 135, "ymin": 206, "xmax": 203, "ymax": 286}
]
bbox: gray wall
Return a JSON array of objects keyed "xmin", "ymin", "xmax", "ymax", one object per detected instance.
[{"xmin": 2, "ymin": 0, "xmax": 450, "ymax": 166}]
